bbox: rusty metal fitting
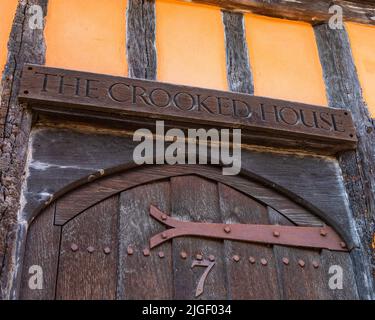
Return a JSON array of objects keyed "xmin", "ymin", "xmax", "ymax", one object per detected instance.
[
  {"xmin": 196, "ymin": 254, "xmax": 203, "ymax": 261},
  {"xmin": 127, "ymin": 246, "xmax": 134, "ymax": 255},
  {"xmin": 232, "ymin": 255, "xmax": 240, "ymax": 262}
]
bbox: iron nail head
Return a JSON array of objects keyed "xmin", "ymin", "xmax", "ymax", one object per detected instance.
[
  {"xmin": 232, "ymin": 255, "xmax": 240, "ymax": 262},
  {"xmin": 249, "ymin": 257, "xmax": 256, "ymax": 264},
  {"xmin": 127, "ymin": 246, "xmax": 134, "ymax": 255}
]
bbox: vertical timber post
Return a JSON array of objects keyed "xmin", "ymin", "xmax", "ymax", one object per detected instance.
[
  {"xmin": 222, "ymin": 10, "xmax": 254, "ymax": 94},
  {"xmin": 0, "ymin": 0, "xmax": 48, "ymax": 299},
  {"xmin": 314, "ymin": 23, "xmax": 375, "ymax": 299},
  {"xmin": 126, "ymin": 0, "xmax": 157, "ymax": 80}
]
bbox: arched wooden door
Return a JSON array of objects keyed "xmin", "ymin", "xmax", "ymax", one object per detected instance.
[{"xmin": 19, "ymin": 165, "xmax": 359, "ymax": 300}]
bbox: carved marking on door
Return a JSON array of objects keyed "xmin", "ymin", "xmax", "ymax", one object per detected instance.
[{"xmin": 191, "ymin": 259, "xmax": 216, "ymax": 297}]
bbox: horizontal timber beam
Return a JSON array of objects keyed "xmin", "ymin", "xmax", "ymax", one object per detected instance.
[
  {"xmin": 19, "ymin": 64, "xmax": 357, "ymax": 155},
  {"xmin": 189, "ymin": 0, "xmax": 375, "ymax": 25}
]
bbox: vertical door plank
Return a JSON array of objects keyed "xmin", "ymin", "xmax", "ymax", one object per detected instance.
[
  {"xmin": 20, "ymin": 204, "xmax": 61, "ymax": 300},
  {"xmin": 171, "ymin": 176, "xmax": 227, "ymax": 300},
  {"xmin": 117, "ymin": 181, "xmax": 172, "ymax": 299},
  {"xmin": 56, "ymin": 196, "xmax": 119, "ymax": 300},
  {"xmin": 320, "ymin": 250, "xmax": 359, "ymax": 299},
  {"xmin": 268, "ymin": 207, "xmax": 330, "ymax": 300},
  {"xmin": 219, "ymin": 183, "xmax": 280, "ymax": 299}
]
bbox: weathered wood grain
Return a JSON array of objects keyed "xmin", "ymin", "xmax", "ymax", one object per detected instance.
[
  {"xmin": 269, "ymin": 207, "xmax": 324, "ymax": 299},
  {"xmin": 320, "ymin": 249, "xmax": 359, "ymax": 299},
  {"xmin": 127, "ymin": 0, "xmax": 157, "ymax": 80},
  {"xmin": 240, "ymin": 151, "xmax": 357, "ymax": 249},
  {"xmin": 55, "ymin": 164, "xmax": 322, "ymax": 229},
  {"xmin": 19, "ymin": 64, "xmax": 358, "ymax": 155},
  {"xmin": 23, "ymin": 126, "xmax": 355, "ymax": 246},
  {"xmin": 190, "ymin": 0, "xmax": 375, "ymax": 25},
  {"xmin": 269, "ymin": 205, "xmax": 359, "ymax": 299},
  {"xmin": 222, "ymin": 11, "xmax": 253, "ymax": 94},
  {"xmin": 56, "ymin": 196, "xmax": 119, "ymax": 300},
  {"xmin": 314, "ymin": 23, "xmax": 375, "ymax": 299},
  {"xmin": 220, "ymin": 11, "xmax": 359, "ymax": 299},
  {"xmin": 117, "ymin": 181, "xmax": 172, "ymax": 299},
  {"xmin": 0, "ymin": 0, "xmax": 48, "ymax": 300},
  {"xmin": 171, "ymin": 176, "xmax": 227, "ymax": 299},
  {"xmin": 24, "ymin": 127, "xmax": 351, "ymax": 235},
  {"xmin": 219, "ymin": 183, "xmax": 280, "ymax": 299},
  {"xmin": 22, "ymin": 126, "xmax": 137, "ymax": 225},
  {"xmin": 20, "ymin": 204, "xmax": 61, "ymax": 300},
  {"xmin": 20, "ymin": 166, "xmax": 361, "ymax": 300}
]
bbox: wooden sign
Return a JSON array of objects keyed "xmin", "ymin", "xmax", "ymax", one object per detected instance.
[{"xmin": 19, "ymin": 64, "xmax": 357, "ymax": 153}]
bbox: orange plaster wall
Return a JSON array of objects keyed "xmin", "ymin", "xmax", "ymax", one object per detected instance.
[
  {"xmin": 346, "ymin": 22, "xmax": 375, "ymax": 118},
  {"xmin": 45, "ymin": 0, "xmax": 127, "ymax": 76},
  {"xmin": 0, "ymin": 0, "xmax": 18, "ymax": 75},
  {"xmin": 156, "ymin": 0, "xmax": 227, "ymax": 91},
  {"xmin": 244, "ymin": 14, "xmax": 328, "ymax": 107}
]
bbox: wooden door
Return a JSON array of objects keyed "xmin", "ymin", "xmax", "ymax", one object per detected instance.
[{"xmin": 19, "ymin": 167, "xmax": 359, "ymax": 300}]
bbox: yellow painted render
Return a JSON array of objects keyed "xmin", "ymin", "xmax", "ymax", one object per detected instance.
[
  {"xmin": 244, "ymin": 14, "xmax": 328, "ymax": 107},
  {"xmin": 346, "ymin": 22, "xmax": 375, "ymax": 118},
  {"xmin": 156, "ymin": 0, "xmax": 227, "ymax": 91},
  {"xmin": 45, "ymin": 0, "xmax": 127, "ymax": 76},
  {"xmin": 0, "ymin": 0, "xmax": 18, "ymax": 74}
]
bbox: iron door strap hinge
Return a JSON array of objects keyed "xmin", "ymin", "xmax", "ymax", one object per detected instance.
[{"xmin": 149, "ymin": 205, "xmax": 348, "ymax": 252}]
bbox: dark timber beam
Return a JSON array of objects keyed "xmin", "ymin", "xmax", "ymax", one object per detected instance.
[
  {"xmin": 126, "ymin": 0, "xmax": 157, "ymax": 80},
  {"xmin": 0, "ymin": 0, "xmax": 48, "ymax": 299},
  {"xmin": 314, "ymin": 24, "xmax": 375, "ymax": 300},
  {"xmin": 191, "ymin": 0, "xmax": 375, "ymax": 25},
  {"xmin": 222, "ymin": 11, "xmax": 254, "ymax": 94}
]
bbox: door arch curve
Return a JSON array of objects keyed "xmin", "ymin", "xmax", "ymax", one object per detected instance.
[
  {"xmin": 19, "ymin": 164, "xmax": 359, "ymax": 299},
  {"xmin": 54, "ymin": 164, "xmax": 325, "ymax": 228}
]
